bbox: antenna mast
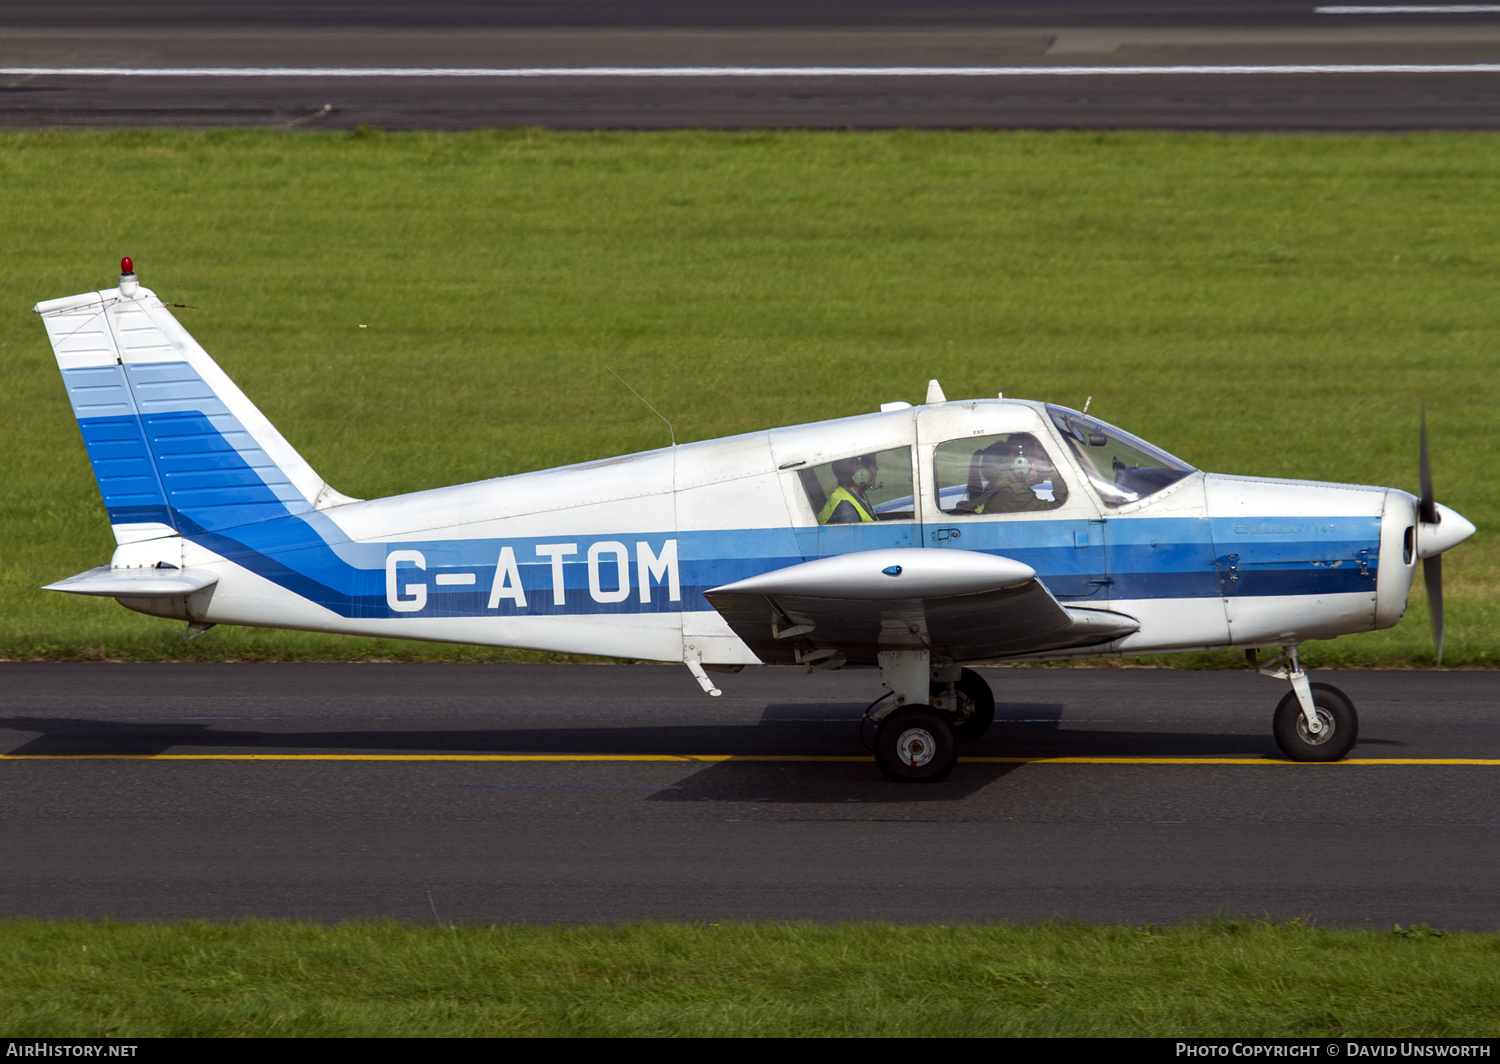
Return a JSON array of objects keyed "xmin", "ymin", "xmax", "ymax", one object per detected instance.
[{"xmin": 604, "ymin": 365, "xmax": 676, "ymax": 447}]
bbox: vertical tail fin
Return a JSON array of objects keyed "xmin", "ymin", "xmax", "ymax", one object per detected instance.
[{"xmin": 36, "ymin": 263, "xmax": 356, "ymax": 545}]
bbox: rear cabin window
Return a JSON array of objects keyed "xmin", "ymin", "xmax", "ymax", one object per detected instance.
[
  {"xmin": 798, "ymin": 447, "xmax": 916, "ymax": 525},
  {"xmin": 932, "ymin": 433, "xmax": 1069, "ymax": 515}
]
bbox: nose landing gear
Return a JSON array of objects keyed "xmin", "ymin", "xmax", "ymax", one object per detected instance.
[{"xmin": 1256, "ymin": 646, "xmax": 1359, "ymax": 762}]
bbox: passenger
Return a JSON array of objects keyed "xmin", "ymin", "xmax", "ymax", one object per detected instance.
[
  {"xmin": 818, "ymin": 455, "xmax": 879, "ymax": 524},
  {"xmin": 957, "ymin": 434, "xmax": 1061, "ymax": 514}
]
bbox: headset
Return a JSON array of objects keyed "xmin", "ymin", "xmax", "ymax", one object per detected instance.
[
  {"xmin": 980, "ymin": 440, "xmax": 1035, "ymax": 484},
  {"xmin": 836, "ymin": 454, "xmax": 877, "ymax": 490}
]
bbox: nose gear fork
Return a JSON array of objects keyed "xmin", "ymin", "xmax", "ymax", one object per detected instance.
[{"xmin": 1257, "ymin": 645, "xmax": 1320, "ymax": 734}]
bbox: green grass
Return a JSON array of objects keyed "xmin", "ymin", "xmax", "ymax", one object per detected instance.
[
  {"xmin": 2, "ymin": 918, "xmax": 1496, "ymax": 1036},
  {"xmin": 3, "ymin": 128, "xmax": 1497, "ymax": 664}
]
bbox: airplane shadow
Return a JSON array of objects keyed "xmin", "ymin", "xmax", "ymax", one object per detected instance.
[
  {"xmin": 0, "ymin": 698, "xmax": 1404, "ymax": 804},
  {"xmin": 648, "ymin": 701, "xmax": 1401, "ymax": 804},
  {"xmin": 648, "ymin": 758, "xmax": 1030, "ymax": 803}
]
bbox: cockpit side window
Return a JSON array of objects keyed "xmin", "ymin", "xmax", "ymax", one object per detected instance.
[
  {"xmin": 799, "ymin": 446, "xmax": 916, "ymax": 525},
  {"xmin": 1046, "ymin": 405, "xmax": 1195, "ymax": 508},
  {"xmin": 932, "ymin": 433, "xmax": 1069, "ymax": 515}
]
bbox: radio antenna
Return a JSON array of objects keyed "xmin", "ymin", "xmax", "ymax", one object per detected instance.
[
  {"xmin": 604, "ymin": 364, "xmax": 676, "ymax": 447},
  {"xmin": 1083, "ymin": 395, "xmax": 1093, "ymax": 415}
]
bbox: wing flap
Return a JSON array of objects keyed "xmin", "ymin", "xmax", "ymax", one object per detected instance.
[{"xmin": 705, "ymin": 549, "xmax": 1138, "ymax": 665}]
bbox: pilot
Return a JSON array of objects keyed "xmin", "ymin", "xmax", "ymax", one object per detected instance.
[
  {"xmin": 818, "ymin": 454, "xmax": 879, "ymax": 524},
  {"xmin": 958, "ymin": 434, "xmax": 1062, "ymax": 514}
]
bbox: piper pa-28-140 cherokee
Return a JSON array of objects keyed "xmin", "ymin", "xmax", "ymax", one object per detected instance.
[{"xmin": 35, "ymin": 261, "xmax": 1476, "ymax": 781}]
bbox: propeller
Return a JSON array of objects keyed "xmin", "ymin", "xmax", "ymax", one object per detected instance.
[{"xmin": 1420, "ymin": 410, "xmax": 1444, "ymax": 665}]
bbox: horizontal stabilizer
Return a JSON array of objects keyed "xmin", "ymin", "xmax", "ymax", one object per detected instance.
[
  {"xmin": 705, "ymin": 548, "xmax": 1139, "ymax": 665},
  {"xmin": 43, "ymin": 564, "xmax": 218, "ymax": 598}
]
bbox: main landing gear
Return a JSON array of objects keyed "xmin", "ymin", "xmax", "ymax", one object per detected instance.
[
  {"xmin": 875, "ymin": 705, "xmax": 958, "ymax": 783},
  {"xmin": 1255, "ymin": 645, "xmax": 1359, "ymax": 762},
  {"xmin": 931, "ymin": 667, "xmax": 997, "ymax": 742},
  {"xmin": 866, "ymin": 651, "xmax": 996, "ymax": 782}
]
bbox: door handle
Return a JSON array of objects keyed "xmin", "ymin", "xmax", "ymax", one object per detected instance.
[{"xmin": 931, "ymin": 527, "xmax": 961, "ymax": 542}]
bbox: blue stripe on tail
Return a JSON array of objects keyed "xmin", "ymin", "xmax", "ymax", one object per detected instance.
[
  {"xmin": 62, "ymin": 362, "xmax": 312, "ymax": 532},
  {"xmin": 61, "ymin": 365, "xmax": 175, "ymax": 529}
]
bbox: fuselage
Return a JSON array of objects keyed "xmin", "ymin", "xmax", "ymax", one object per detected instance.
[{"xmin": 118, "ymin": 397, "xmax": 1422, "ymax": 666}]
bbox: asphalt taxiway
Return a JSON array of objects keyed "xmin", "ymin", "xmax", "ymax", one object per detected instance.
[
  {"xmin": 5, "ymin": 0, "xmax": 1500, "ymax": 129},
  {"xmin": 2, "ymin": 662, "xmax": 1496, "ymax": 928}
]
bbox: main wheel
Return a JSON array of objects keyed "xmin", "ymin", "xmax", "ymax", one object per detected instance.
[
  {"xmin": 1273, "ymin": 683, "xmax": 1358, "ymax": 762},
  {"xmin": 875, "ymin": 706, "xmax": 958, "ymax": 782},
  {"xmin": 931, "ymin": 668, "xmax": 997, "ymax": 742}
]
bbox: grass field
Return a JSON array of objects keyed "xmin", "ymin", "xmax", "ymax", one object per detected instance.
[
  {"xmin": 2, "ymin": 917, "xmax": 1496, "ymax": 1037},
  {"xmin": 3, "ymin": 129, "xmax": 1497, "ymax": 665}
]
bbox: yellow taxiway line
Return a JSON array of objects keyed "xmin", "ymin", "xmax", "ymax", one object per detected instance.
[{"xmin": 2, "ymin": 754, "xmax": 1500, "ymax": 765}]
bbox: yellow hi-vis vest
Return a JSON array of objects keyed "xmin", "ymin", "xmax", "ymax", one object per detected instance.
[{"xmin": 818, "ymin": 486, "xmax": 876, "ymax": 524}]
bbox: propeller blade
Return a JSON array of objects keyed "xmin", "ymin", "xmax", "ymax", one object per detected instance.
[
  {"xmin": 1424, "ymin": 553, "xmax": 1444, "ymax": 666},
  {"xmin": 1419, "ymin": 409, "xmax": 1438, "ymax": 526}
]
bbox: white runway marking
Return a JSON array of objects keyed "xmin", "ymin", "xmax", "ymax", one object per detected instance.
[
  {"xmin": 4, "ymin": 65, "xmax": 1500, "ymax": 78},
  {"xmin": 1317, "ymin": 4, "xmax": 1500, "ymax": 11}
]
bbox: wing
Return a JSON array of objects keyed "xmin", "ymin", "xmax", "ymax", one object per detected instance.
[{"xmin": 704, "ymin": 548, "xmax": 1138, "ymax": 667}]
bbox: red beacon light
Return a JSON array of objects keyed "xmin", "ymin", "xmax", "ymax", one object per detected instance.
[{"xmin": 117, "ymin": 257, "xmax": 140, "ymax": 297}]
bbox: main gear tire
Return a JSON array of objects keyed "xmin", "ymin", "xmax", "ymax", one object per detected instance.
[
  {"xmin": 875, "ymin": 706, "xmax": 958, "ymax": 782},
  {"xmin": 1273, "ymin": 683, "xmax": 1358, "ymax": 763},
  {"xmin": 931, "ymin": 668, "xmax": 996, "ymax": 742}
]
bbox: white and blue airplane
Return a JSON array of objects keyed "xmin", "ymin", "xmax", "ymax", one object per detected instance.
[{"xmin": 36, "ymin": 261, "xmax": 1476, "ymax": 781}]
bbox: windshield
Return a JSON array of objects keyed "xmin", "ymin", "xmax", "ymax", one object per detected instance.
[{"xmin": 1046, "ymin": 405, "xmax": 1195, "ymax": 508}]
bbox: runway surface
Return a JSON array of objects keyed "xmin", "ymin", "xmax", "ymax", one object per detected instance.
[
  {"xmin": 2, "ymin": 662, "xmax": 1497, "ymax": 928},
  {"xmin": 5, "ymin": 0, "xmax": 1500, "ymax": 129}
]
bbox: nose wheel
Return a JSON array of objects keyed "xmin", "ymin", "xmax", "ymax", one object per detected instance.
[
  {"xmin": 1273, "ymin": 682, "xmax": 1358, "ymax": 762},
  {"xmin": 874, "ymin": 706, "xmax": 958, "ymax": 782}
]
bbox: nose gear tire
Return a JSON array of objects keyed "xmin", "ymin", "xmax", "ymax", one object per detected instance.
[
  {"xmin": 875, "ymin": 706, "xmax": 958, "ymax": 782},
  {"xmin": 1273, "ymin": 683, "xmax": 1358, "ymax": 762}
]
